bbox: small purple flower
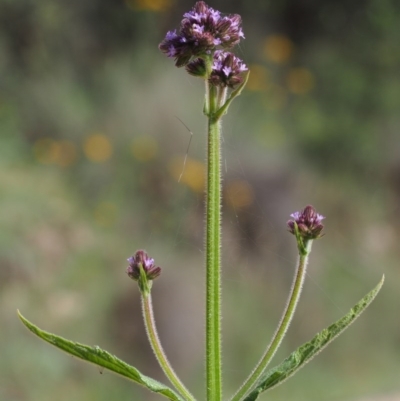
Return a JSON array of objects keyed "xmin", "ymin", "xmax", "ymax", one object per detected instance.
[
  {"xmin": 287, "ymin": 205, "xmax": 325, "ymax": 240},
  {"xmin": 126, "ymin": 250, "xmax": 161, "ymax": 282},
  {"xmin": 159, "ymin": 1, "xmax": 245, "ymax": 67},
  {"xmin": 208, "ymin": 50, "xmax": 248, "ymax": 88}
]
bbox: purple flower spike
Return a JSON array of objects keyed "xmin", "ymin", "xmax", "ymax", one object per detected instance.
[
  {"xmin": 287, "ymin": 205, "xmax": 325, "ymax": 240},
  {"xmin": 126, "ymin": 250, "xmax": 161, "ymax": 282},
  {"xmin": 159, "ymin": 1, "xmax": 245, "ymax": 67}
]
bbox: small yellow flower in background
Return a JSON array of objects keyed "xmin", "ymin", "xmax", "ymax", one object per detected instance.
[
  {"xmin": 264, "ymin": 35, "xmax": 293, "ymax": 64},
  {"xmin": 169, "ymin": 156, "xmax": 205, "ymax": 193},
  {"xmin": 83, "ymin": 133, "xmax": 113, "ymax": 162}
]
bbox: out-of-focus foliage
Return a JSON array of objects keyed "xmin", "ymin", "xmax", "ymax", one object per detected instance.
[{"xmin": 1, "ymin": 0, "xmax": 399, "ymax": 400}]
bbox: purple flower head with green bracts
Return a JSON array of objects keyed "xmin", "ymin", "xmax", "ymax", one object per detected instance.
[
  {"xmin": 126, "ymin": 250, "xmax": 161, "ymax": 281},
  {"xmin": 159, "ymin": 1, "xmax": 245, "ymax": 67},
  {"xmin": 287, "ymin": 205, "xmax": 325, "ymax": 240}
]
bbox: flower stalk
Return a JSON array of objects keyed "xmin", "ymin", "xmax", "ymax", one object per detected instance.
[
  {"xmin": 142, "ymin": 293, "xmax": 196, "ymax": 401},
  {"xmin": 127, "ymin": 250, "xmax": 196, "ymax": 401},
  {"xmin": 205, "ymin": 92, "xmax": 223, "ymax": 401},
  {"xmin": 230, "ymin": 205, "xmax": 325, "ymax": 400},
  {"xmin": 230, "ymin": 241, "xmax": 312, "ymax": 401},
  {"xmin": 159, "ymin": 3, "xmax": 248, "ymax": 399}
]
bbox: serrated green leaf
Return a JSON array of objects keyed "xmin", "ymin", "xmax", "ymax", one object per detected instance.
[
  {"xmin": 18, "ymin": 311, "xmax": 185, "ymax": 401},
  {"xmin": 243, "ymin": 275, "xmax": 384, "ymax": 401}
]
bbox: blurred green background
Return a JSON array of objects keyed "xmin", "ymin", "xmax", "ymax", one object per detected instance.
[{"xmin": 1, "ymin": 0, "xmax": 399, "ymax": 400}]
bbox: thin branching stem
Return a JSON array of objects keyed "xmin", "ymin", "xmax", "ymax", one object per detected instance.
[
  {"xmin": 230, "ymin": 241, "xmax": 313, "ymax": 401},
  {"xmin": 141, "ymin": 294, "xmax": 196, "ymax": 401}
]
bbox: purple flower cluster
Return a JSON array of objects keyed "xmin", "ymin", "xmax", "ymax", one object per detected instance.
[
  {"xmin": 287, "ymin": 205, "xmax": 325, "ymax": 240},
  {"xmin": 126, "ymin": 250, "xmax": 161, "ymax": 281},
  {"xmin": 159, "ymin": 1, "xmax": 246, "ymax": 88},
  {"xmin": 209, "ymin": 50, "xmax": 248, "ymax": 88},
  {"xmin": 186, "ymin": 51, "xmax": 248, "ymax": 88}
]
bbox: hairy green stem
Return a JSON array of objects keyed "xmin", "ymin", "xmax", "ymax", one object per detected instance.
[
  {"xmin": 231, "ymin": 241, "xmax": 313, "ymax": 401},
  {"xmin": 141, "ymin": 294, "xmax": 196, "ymax": 401},
  {"xmin": 205, "ymin": 78, "xmax": 222, "ymax": 401}
]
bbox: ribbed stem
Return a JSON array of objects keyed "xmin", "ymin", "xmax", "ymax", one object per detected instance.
[
  {"xmin": 141, "ymin": 294, "xmax": 196, "ymax": 401},
  {"xmin": 230, "ymin": 241, "xmax": 313, "ymax": 401},
  {"xmin": 205, "ymin": 78, "xmax": 222, "ymax": 401}
]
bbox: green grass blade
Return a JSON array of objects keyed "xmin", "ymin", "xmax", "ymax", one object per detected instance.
[
  {"xmin": 243, "ymin": 275, "xmax": 384, "ymax": 401},
  {"xmin": 18, "ymin": 311, "xmax": 185, "ymax": 401}
]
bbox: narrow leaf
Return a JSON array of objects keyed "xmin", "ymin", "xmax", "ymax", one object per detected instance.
[
  {"xmin": 18, "ymin": 311, "xmax": 185, "ymax": 401},
  {"xmin": 243, "ymin": 275, "xmax": 384, "ymax": 401},
  {"xmin": 214, "ymin": 70, "xmax": 250, "ymax": 119}
]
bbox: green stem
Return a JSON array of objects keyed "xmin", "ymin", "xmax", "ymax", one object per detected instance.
[
  {"xmin": 230, "ymin": 241, "xmax": 313, "ymax": 401},
  {"xmin": 141, "ymin": 294, "xmax": 196, "ymax": 401},
  {"xmin": 205, "ymin": 79, "xmax": 222, "ymax": 401}
]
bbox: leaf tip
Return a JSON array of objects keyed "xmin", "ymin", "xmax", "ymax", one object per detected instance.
[
  {"xmin": 17, "ymin": 309, "xmax": 24, "ymax": 321},
  {"xmin": 17, "ymin": 310, "xmax": 35, "ymax": 333},
  {"xmin": 376, "ymin": 274, "xmax": 385, "ymax": 292}
]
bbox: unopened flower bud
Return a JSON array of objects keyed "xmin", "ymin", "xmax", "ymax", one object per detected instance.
[
  {"xmin": 287, "ymin": 205, "xmax": 325, "ymax": 240},
  {"xmin": 127, "ymin": 250, "xmax": 161, "ymax": 283},
  {"xmin": 186, "ymin": 58, "xmax": 207, "ymax": 77}
]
